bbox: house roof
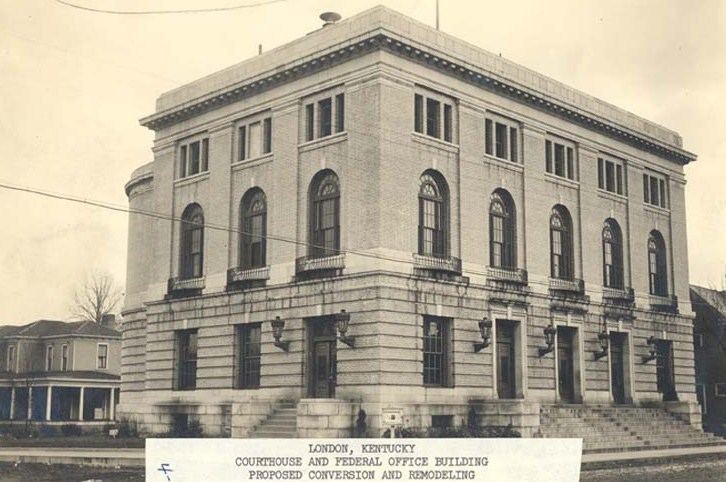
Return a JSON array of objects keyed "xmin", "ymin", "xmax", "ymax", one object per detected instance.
[
  {"xmin": 0, "ymin": 370, "xmax": 120, "ymax": 382},
  {"xmin": 0, "ymin": 320, "xmax": 120, "ymax": 340},
  {"xmin": 691, "ymin": 285, "xmax": 726, "ymax": 318}
]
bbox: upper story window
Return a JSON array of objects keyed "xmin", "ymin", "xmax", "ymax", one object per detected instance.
[
  {"xmin": 238, "ymin": 116, "xmax": 272, "ymax": 161},
  {"xmin": 545, "ymin": 137, "xmax": 576, "ymax": 180},
  {"xmin": 45, "ymin": 345, "xmax": 53, "ymax": 371},
  {"xmin": 418, "ymin": 170, "xmax": 449, "ymax": 258},
  {"xmin": 485, "ymin": 113, "xmax": 519, "ymax": 162},
  {"xmin": 97, "ymin": 344, "xmax": 108, "ymax": 370},
  {"xmin": 602, "ymin": 219, "xmax": 624, "ymax": 289},
  {"xmin": 309, "ymin": 170, "xmax": 340, "ymax": 259},
  {"xmin": 7, "ymin": 345, "xmax": 15, "ymax": 373},
  {"xmin": 598, "ymin": 157, "xmax": 625, "ymax": 195},
  {"xmin": 643, "ymin": 172, "xmax": 668, "ymax": 209},
  {"xmin": 178, "ymin": 137, "xmax": 209, "ymax": 179},
  {"xmin": 423, "ymin": 315, "xmax": 451, "ymax": 387},
  {"xmin": 414, "ymin": 91, "xmax": 455, "ymax": 143},
  {"xmin": 648, "ymin": 230, "xmax": 668, "ymax": 296},
  {"xmin": 489, "ymin": 189, "xmax": 516, "ymax": 269},
  {"xmin": 180, "ymin": 204, "xmax": 204, "ymax": 280},
  {"xmin": 236, "ymin": 323, "xmax": 261, "ymax": 389},
  {"xmin": 61, "ymin": 344, "xmax": 68, "ymax": 371},
  {"xmin": 550, "ymin": 205, "xmax": 574, "ymax": 280},
  {"xmin": 175, "ymin": 329, "xmax": 198, "ymax": 391},
  {"xmin": 240, "ymin": 188, "xmax": 267, "ymax": 270},
  {"xmin": 304, "ymin": 91, "xmax": 344, "ymax": 142}
]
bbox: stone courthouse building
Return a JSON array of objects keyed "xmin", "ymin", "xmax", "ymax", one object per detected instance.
[{"xmin": 120, "ymin": 7, "xmax": 710, "ymax": 444}]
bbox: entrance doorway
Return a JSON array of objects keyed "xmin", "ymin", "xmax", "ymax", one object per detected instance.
[
  {"xmin": 610, "ymin": 332, "xmax": 627, "ymax": 404},
  {"xmin": 307, "ymin": 317, "xmax": 337, "ymax": 398},
  {"xmin": 496, "ymin": 321, "xmax": 516, "ymax": 399},
  {"xmin": 656, "ymin": 340, "xmax": 677, "ymax": 401},
  {"xmin": 557, "ymin": 327, "xmax": 575, "ymax": 403}
]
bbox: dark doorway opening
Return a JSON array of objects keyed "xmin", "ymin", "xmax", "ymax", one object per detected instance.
[
  {"xmin": 610, "ymin": 332, "xmax": 627, "ymax": 404},
  {"xmin": 496, "ymin": 320, "xmax": 516, "ymax": 399},
  {"xmin": 656, "ymin": 339, "xmax": 677, "ymax": 402},
  {"xmin": 307, "ymin": 317, "xmax": 337, "ymax": 398},
  {"xmin": 557, "ymin": 327, "xmax": 575, "ymax": 403}
]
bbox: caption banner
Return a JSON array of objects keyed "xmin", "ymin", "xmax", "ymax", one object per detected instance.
[{"xmin": 146, "ymin": 438, "xmax": 582, "ymax": 482}]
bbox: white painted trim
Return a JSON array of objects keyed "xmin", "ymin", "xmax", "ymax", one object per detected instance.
[
  {"xmin": 61, "ymin": 344, "xmax": 68, "ymax": 371},
  {"xmin": 45, "ymin": 345, "xmax": 53, "ymax": 371},
  {"xmin": 97, "ymin": 343, "xmax": 109, "ymax": 370}
]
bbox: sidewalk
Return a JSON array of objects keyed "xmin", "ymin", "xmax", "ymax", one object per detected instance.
[
  {"xmin": 0, "ymin": 446, "xmax": 144, "ymax": 467},
  {"xmin": 581, "ymin": 444, "xmax": 726, "ymax": 469}
]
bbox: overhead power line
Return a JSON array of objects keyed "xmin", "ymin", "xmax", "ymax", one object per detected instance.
[{"xmin": 54, "ymin": 0, "xmax": 288, "ymax": 15}]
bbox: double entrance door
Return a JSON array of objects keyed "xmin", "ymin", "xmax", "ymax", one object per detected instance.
[
  {"xmin": 308, "ymin": 317, "xmax": 337, "ymax": 398},
  {"xmin": 610, "ymin": 332, "xmax": 627, "ymax": 404}
]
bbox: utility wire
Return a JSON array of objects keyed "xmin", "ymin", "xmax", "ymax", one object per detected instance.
[{"xmin": 54, "ymin": 0, "xmax": 288, "ymax": 15}]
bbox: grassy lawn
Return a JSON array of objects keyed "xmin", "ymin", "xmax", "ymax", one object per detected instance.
[
  {"xmin": 0, "ymin": 462, "xmax": 144, "ymax": 481},
  {"xmin": 0, "ymin": 435, "xmax": 144, "ymax": 449}
]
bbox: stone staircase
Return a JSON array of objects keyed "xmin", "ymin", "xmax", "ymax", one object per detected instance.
[
  {"xmin": 537, "ymin": 405, "xmax": 726, "ymax": 453},
  {"xmin": 249, "ymin": 401, "xmax": 298, "ymax": 438}
]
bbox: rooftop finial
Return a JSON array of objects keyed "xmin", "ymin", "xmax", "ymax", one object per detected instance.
[{"xmin": 320, "ymin": 11, "xmax": 341, "ymax": 27}]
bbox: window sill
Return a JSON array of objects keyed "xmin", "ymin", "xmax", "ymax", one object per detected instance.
[
  {"xmin": 298, "ymin": 131, "xmax": 347, "ymax": 152},
  {"xmin": 544, "ymin": 172, "xmax": 579, "ymax": 188},
  {"xmin": 644, "ymin": 203, "xmax": 670, "ymax": 215},
  {"xmin": 597, "ymin": 189, "xmax": 628, "ymax": 203},
  {"xmin": 482, "ymin": 153, "xmax": 523, "ymax": 173},
  {"xmin": 174, "ymin": 171, "xmax": 209, "ymax": 187},
  {"xmin": 411, "ymin": 131, "xmax": 459, "ymax": 153},
  {"xmin": 232, "ymin": 153, "xmax": 273, "ymax": 171}
]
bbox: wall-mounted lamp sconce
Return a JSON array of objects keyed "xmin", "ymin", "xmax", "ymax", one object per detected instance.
[
  {"xmin": 642, "ymin": 336, "xmax": 657, "ymax": 363},
  {"xmin": 270, "ymin": 316, "xmax": 289, "ymax": 352},
  {"xmin": 335, "ymin": 310, "xmax": 355, "ymax": 348},
  {"xmin": 474, "ymin": 318, "xmax": 492, "ymax": 353},
  {"xmin": 538, "ymin": 323, "xmax": 557, "ymax": 357},
  {"xmin": 594, "ymin": 326, "xmax": 609, "ymax": 360}
]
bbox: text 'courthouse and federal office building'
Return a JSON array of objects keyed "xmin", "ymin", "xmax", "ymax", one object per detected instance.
[{"xmin": 120, "ymin": 7, "xmax": 699, "ymax": 437}]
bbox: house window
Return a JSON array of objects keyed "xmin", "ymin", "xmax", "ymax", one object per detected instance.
[
  {"xmin": 236, "ymin": 324, "xmax": 261, "ymax": 389},
  {"xmin": 240, "ymin": 188, "xmax": 267, "ymax": 269},
  {"xmin": 423, "ymin": 316, "xmax": 450, "ymax": 386},
  {"xmin": 176, "ymin": 329, "xmax": 198, "ymax": 390},
  {"xmin": 485, "ymin": 115, "xmax": 519, "ymax": 162},
  {"xmin": 180, "ymin": 204, "xmax": 204, "ymax": 280},
  {"xmin": 550, "ymin": 205, "xmax": 574, "ymax": 280},
  {"xmin": 489, "ymin": 189, "xmax": 516, "ymax": 269},
  {"xmin": 418, "ymin": 171, "xmax": 449, "ymax": 258},
  {"xmin": 303, "ymin": 92, "xmax": 345, "ymax": 142},
  {"xmin": 61, "ymin": 344, "xmax": 68, "ymax": 371},
  {"xmin": 648, "ymin": 230, "xmax": 668, "ymax": 296},
  {"xmin": 309, "ymin": 170, "xmax": 340, "ymax": 258},
  {"xmin": 602, "ymin": 219, "xmax": 624, "ymax": 289},
  {"xmin": 694, "ymin": 333, "xmax": 704, "ymax": 348},
  {"xmin": 715, "ymin": 383, "xmax": 726, "ymax": 398},
  {"xmin": 7, "ymin": 345, "xmax": 15, "ymax": 373},
  {"xmin": 545, "ymin": 138, "xmax": 576, "ymax": 180},
  {"xmin": 238, "ymin": 116, "xmax": 272, "ymax": 161},
  {"xmin": 643, "ymin": 172, "xmax": 668, "ymax": 208},
  {"xmin": 178, "ymin": 137, "xmax": 209, "ymax": 179},
  {"xmin": 97, "ymin": 344, "xmax": 108, "ymax": 370},
  {"xmin": 414, "ymin": 91, "xmax": 455, "ymax": 143},
  {"xmin": 598, "ymin": 157, "xmax": 625, "ymax": 195},
  {"xmin": 46, "ymin": 346, "xmax": 53, "ymax": 371}
]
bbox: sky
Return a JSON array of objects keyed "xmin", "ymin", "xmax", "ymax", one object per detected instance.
[{"xmin": 0, "ymin": 0, "xmax": 724, "ymax": 325}]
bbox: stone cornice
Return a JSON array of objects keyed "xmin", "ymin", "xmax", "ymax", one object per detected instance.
[{"xmin": 140, "ymin": 32, "xmax": 696, "ymax": 165}]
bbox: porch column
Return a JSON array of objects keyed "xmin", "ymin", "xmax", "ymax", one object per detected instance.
[
  {"xmin": 9, "ymin": 387, "xmax": 14, "ymax": 419},
  {"xmin": 46, "ymin": 386, "xmax": 53, "ymax": 421},
  {"xmin": 27, "ymin": 386, "xmax": 32, "ymax": 420},
  {"xmin": 78, "ymin": 387, "xmax": 85, "ymax": 421},
  {"xmin": 109, "ymin": 387, "xmax": 115, "ymax": 420}
]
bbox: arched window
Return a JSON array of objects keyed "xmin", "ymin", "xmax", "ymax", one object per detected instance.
[
  {"xmin": 240, "ymin": 188, "xmax": 267, "ymax": 269},
  {"xmin": 550, "ymin": 205, "xmax": 573, "ymax": 280},
  {"xmin": 489, "ymin": 189, "xmax": 516, "ymax": 269},
  {"xmin": 418, "ymin": 171, "xmax": 449, "ymax": 258},
  {"xmin": 309, "ymin": 170, "xmax": 340, "ymax": 258},
  {"xmin": 602, "ymin": 219, "xmax": 624, "ymax": 289},
  {"xmin": 180, "ymin": 204, "xmax": 204, "ymax": 280},
  {"xmin": 648, "ymin": 231, "xmax": 668, "ymax": 296}
]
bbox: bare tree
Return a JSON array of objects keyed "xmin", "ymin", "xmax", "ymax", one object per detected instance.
[{"xmin": 71, "ymin": 271, "xmax": 123, "ymax": 324}]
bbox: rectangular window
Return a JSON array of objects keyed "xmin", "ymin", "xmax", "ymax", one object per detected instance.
[
  {"xmin": 61, "ymin": 344, "xmax": 68, "ymax": 371},
  {"xmin": 335, "ymin": 93, "xmax": 345, "ymax": 133},
  {"xmin": 616, "ymin": 165, "xmax": 623, "ymax": 194},
  {"xmin": 189, "ymin": 141, "xmax": 200, "ymax": 175},
  {"xmin": 263, "ymin": 118, "xmax": 272, "ymax": 154},
  {"xmin": 201, "ymin": 138, "xmax": 209, "ymax": 172},
  {"xmin": 97, "ymin": 344, "xmax": 108, "ymax": 369},
  {"xmin": 305, "ymin": 103, "xmax": 314, "ymax": 141},
  {"xmin": 485, "ymin": 119, "xmax": 493, "ymax": 156},
  {"xmin": 510, "ymin": 127, "xmax": 518, "ymax": 162},
  {"xmin": 426, "ymin": 98, "xmax": 440, "ymax": 138},
  {"xmin": 178, "ymin": 137, "xmax": 210, "ymax": 179},
  {"xmin": 318, "ymin": 98, "xmax": 332, "ymax": 138},
  {"xmin": 605, "ymin": 161, "xmax": 615, "ymax": 192},
  {"xmin": 643, "ymin": 172, "xmax": 668, "ymax": 208},
  {"xmin": 238, "ymin": 126, "xmax": 247, "ymax": 161},
  {"xmin": 236, "ymin": 324, "xmax": 261, "ymax": 389},
  {"xmin": 179, "ymin": 145, "xmax": 188, "ymax": 178},
  {"xmin": 643, "ymin": 174, "xmax": 650, "ymax": 204},
  {"xmin": 716, "ymin": 383, "xmax": 726, "ymax": 398},
  {"xmin": 7, "ymin": 345, "xmax": 15, "ymax": 373},
  {"xmin": 414, "ymin": 94, "xmax": 424, "ymax": 134},
  {"xmin": 694, "ymin": 333, "xmax": 704, "ymax": 348},
  {"xmin": 485, "ymin": 115, "xmax": 519, "ymax": 163},
  {"xmin": 423, "ymin": 316, "xmax": 450, "ymax": 387},
  {"xmin": 495, "ymin": 123, "xmax": 508, "ymax": 159},
  {"xmin": 46, "ymin": 346, "xmax": 53, "ymax": 371},
  {"xmin": 598, "ymin": 158, "xmax": 604, "ymax": 189},
  {"xmin": 443, "ymin": 104, "xmax": 453, "ymax": 143},
  {"xmin": 248, "ymin": 122, "xmax": 261, "ymax": 159},
  {"xmin": 659, "ymin": 179, "xmax": 667, "ymax": 208},
  {"xmin": 545, "ymin": 137, "xmax": 576, "ymax": 180},
  {"xmin": 238, "ymin": 115, "xmax": 272, "ymax": 160},
  {"xmin": 176, "ymin": 330, "xmax": 198, "ymax": 390}
]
